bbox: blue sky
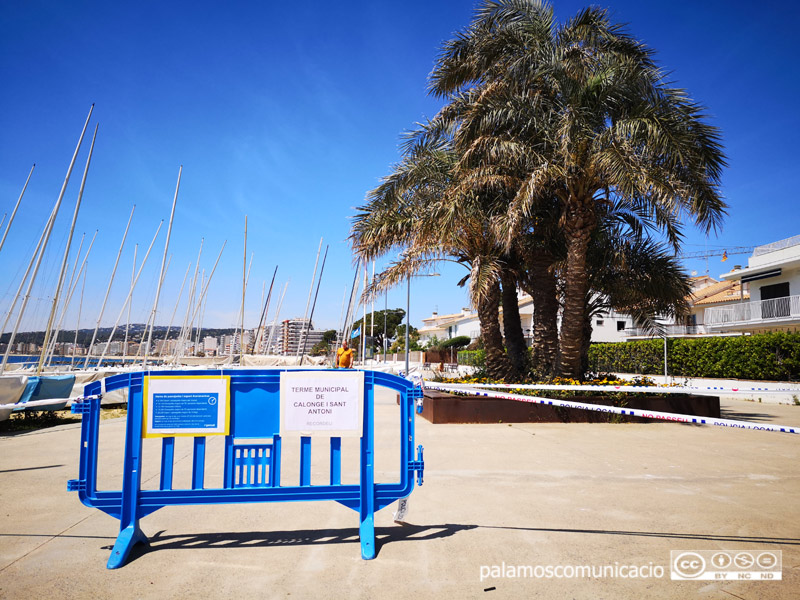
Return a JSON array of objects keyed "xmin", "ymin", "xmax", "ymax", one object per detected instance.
[{"xmin": 1, "ymin": 0, "xmax": 798, "ymax": 335}]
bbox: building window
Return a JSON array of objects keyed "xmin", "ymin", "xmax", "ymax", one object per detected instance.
[
  {"xmin": 596, "ymin": 319, "xmax": 604, "ymax": 327},
  {"xmin": 760, "ymin": 282, "xmax": 790, "ymax": 318},
  {"xmin": 617, "ymin": 321, "xmax": 626, "ymax": 331},
  {"xmin": 760, "ymin": 282, "xmax": 790, "ymax": 300}
]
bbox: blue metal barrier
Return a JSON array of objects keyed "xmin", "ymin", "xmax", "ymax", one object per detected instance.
[{"xmin": 69, "ymin": 368, "xmax": 424, "ymax": 569}]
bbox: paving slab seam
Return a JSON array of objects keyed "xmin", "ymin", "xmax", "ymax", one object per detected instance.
[{"xmin": 0, "ymin": 512, "xmax": 94, "ymax": 575}]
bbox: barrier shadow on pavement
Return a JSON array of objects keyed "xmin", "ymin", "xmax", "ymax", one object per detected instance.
[
  {"xmin": 111, "ymin": 523, "xmax": 478, "ymax": 563},
  {"xmin": 110, "ymin": 521, "xmax": 800, "ymax": 568}
]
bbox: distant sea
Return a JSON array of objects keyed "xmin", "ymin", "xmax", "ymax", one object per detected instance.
[{"xmin": 6, "ymin": 355, "xmax": 127, "ymax": 368}]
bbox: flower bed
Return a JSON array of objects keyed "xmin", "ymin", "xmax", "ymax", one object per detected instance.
[{"xmin": 420, "ymin": 377, "xmax": 718, "ymax": 424}]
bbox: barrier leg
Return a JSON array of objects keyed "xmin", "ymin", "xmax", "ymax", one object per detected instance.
[
  {"xmin": 108, "ymin": 524, "xmax": 148, "ymax": 569},
  {"xmin": 108, "ymin": 386, "xmax": 148, "ymax": 569}
]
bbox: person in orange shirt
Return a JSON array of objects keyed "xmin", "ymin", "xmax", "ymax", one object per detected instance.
[{"xmin": 335, "ymin": 340, "xmax": 354, "ymax": 368}]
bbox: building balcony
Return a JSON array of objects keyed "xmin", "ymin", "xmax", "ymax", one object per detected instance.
[{"xmin": 705, "ymin": 295, "xmax": 800, "ymax": 329}]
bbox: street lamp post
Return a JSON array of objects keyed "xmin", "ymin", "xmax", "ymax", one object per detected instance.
[
  {"xmin": 405, "ymin": 272, "xmax": 439, "ymax": 376},
  {"xmin": 405, "ymin": 276, "xmax": 410, "ymax": 375},
  {"xmin": 384, "ymin": 291, "xmax": 388, "ymax": 361}
]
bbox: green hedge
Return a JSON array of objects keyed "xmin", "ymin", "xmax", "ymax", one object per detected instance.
[
  {"xmin": 589, "ymin": 332, "xmax": 800, "ymax": 381},
  {"xmin": 457, "ymin": 349, "xmax": 486, "ymax": 366}
]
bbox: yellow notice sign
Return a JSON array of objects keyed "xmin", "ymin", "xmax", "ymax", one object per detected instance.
[{"xmin": 143, "ymin": 375, "xmax": 230, "ymax": 438}]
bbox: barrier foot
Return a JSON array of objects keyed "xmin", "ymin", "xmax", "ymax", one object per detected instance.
[
  {"xmin": 107, "ymin": 524, "xmax": 148, "ymax": 569},
  {"xmin": 360, "ymin": 515, "xmax": 376, "ymax": 560}
]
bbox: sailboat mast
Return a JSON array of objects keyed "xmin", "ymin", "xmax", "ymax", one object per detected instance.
[
  {"xmin": 162, "ymin": 260, "xmax": 192, "ymax": 347},
  {"xmin": 0, "ymin": 208, "xmax": 53, "ymax": 355},
  {"xmin": 171, "ymin": 240, "xmax": 226, "ymax": 364},
  {"xmin": 96, "ymin": 220, "xmax": 163, "ymax": 367},
  {"xmin": 0, "ymin": 163, "xmax": 35, "ymax": 257},
  {"xmin": 362, "ymin": 265, "xmax": 367, "ymax": 365},
  {"xmin": 72, "ymin": 266, "xmax": 88, "ymax": 368},
  {"xmin": 83, "ymin": 204, "xmax": 136, "ymax": 366},
  {"xmin": 46, "ymin": 230, "xmax": 98, "ymax": 365},
  {"xmin": 38, "ymin": 123, "xmax": 99, "ymax": 374},
  {"xmin": 175, "ymin": 239, "xmax": 204, "ymax": 360},
  {"xmin": 240, "ymin": 216, "xmax": 247, "ymax": 355},
  {"xmin": 48, "ymin": 234, "xmax": 95, "ymax": 366},
  {"xmin": 195, "ymin": 270, "xmax": 210, "ymax": 353},
  {"xmin": 253, "ymin": 266, "xmax": 278, "ymax": 354},
  {"xmin": 299, "ymin": 245, "xmax": 329, "ymax": 364},
  {"xmin": 231, "ymin": 251, "xmax": 253, "ymax": 357},
  {"xmin": 1, "ymin": 106, "xmax": 94, "ymax": 374},
  {"xmin": 123, "ymin": 244, "xmax": 138, "ymax": 361},
  {"xmin": 151, "ymin": 254, "xmax": 172, "ymax": 357},
  {"xmin": 144, "ymin": 167, "xmax": 181, "ymax": 366},
  {"xmin": 188, "ymin": 270, "xmax": 205, "ymax": 355},
  {"xmin": 267, "ymin": 281, "xmax": 288, "ymax": 355},
  {"xmin": 340, "ymin": 259, "xmax": 361, "ymax": 344},
  {"xmin": 336, "ymin": 286, "xmax": 347, "ymax": 350},
  {"xmin": 44, "ymin": 231, "xmax": 86, "ymax": 362},
  {"xmin": 297, "ymin": 237, "xmax": 323, "ymax": 359}
]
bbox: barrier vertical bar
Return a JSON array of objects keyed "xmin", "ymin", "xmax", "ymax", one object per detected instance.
[
  {"xmin": 86, "ymin": 396, "xmax": 101, "ymax": 497},
  {"xmin": 330, "ymin": 437, "xmax": 341, "ymax": 485},
  {"xmin": 300, "ymin": 436, "xmax": 311, "ymax": 486},
  {"xmin": 160, "ymin": 438, "xmax": 175, "ymax": 490},
  {"xmin": 108, "ymin": 383, "xmax": 147, "ymax": 569},
  {"xmin": 406, "ymin": 387, "xmax": 414, "ymax": 476},
  {"xmin": 359, "ymin": 378, "xmax": 376, "ymax": 559},
  {"xmin": 224, "ymin": 436, "xmax": 234, "ymax": 488},
  {"xmin": 192, "ymin": 438, "xmax": 206, "ymax": 489},
  {"xmin": 260, "ymin": 448, "xmax": 269, "ymax": 485},
  {"xmin": 272, "ymin": 435, "xmax": 282, "ymax": 486}
]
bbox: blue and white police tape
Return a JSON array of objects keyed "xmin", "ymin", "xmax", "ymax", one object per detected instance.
[
  {"xmin": 423, "ymin": 382, "xmax": 798, "ymax": 435},
  {"xmin": 431, "ymin": 382, "xmax": 799, "ymax": 395}
]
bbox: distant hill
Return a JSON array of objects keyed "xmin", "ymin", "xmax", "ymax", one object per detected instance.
[{"xmin": 1, "ymin": 325, "xmax": 241, "ymax": 346}]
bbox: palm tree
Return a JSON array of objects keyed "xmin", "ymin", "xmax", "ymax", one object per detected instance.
[
  {"xmin": 581, "ymin": 206, "xmax": 693, "ymax": 374},
  {"xmin": 350, "ymin": 127, "xmax": 516, "ymax": 380},
  {"xmin": 428, "ymin": 0, "xmax": 727, "ymax": 378}
]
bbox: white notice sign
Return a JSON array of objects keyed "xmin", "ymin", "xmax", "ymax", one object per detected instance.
[{"xmin": 280, "ymin": 371, "xmax": 365, "ymax": 437}]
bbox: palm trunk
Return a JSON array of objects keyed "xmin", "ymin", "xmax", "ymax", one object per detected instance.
[
  {"xmin": 520, "ymin": 248, "xmax": 559, "ymax": 378},
  {"xmin": 478, "ymin": 280, "xmax": 512, "ymax": 380},
  {"xmin": 557, "ymin": 201, "xmax": 595, "ymax": 379},
  {"xmin": 500, "ymin": 268, "xmax": 528, "ymax": 379},
  {"xmin": 580, "ymin": 307, "xmax": 593, "ymax": 377}
]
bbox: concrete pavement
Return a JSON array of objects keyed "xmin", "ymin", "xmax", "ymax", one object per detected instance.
[{"xmin": 1, "ymin": 389, "xmax": 798, "ymax": 599}]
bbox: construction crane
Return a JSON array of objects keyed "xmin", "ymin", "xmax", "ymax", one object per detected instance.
[
  {"xmin": 679, "ymin": 246, "xmax": 754, "ymax": 276},
  {"xmin": 679, "ymin": 246, "xmax": 754, "ymax": 260}
]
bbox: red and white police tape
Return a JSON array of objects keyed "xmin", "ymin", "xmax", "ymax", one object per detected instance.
[
  {"xmin": 422, "ymin": 381, "xmax": 798, "ymax": 435},
  {"xmin": 432, "ymin": 382, "xmax": 799, "ymax": 395}
]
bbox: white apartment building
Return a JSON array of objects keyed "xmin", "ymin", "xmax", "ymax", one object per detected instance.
[
  {"xmin": 222, "ymin": 331, "xmax": 251, "ymax": 355},
  {"xmin": 280, "ymin": 319, "xmax": 324, "ymax": 356},
  {"xmin": 418, "ymin": 308, "xmax": 477, "ymax": 345},
  {"xmin": 203, "ymin": 336, "xmax": 218, "ymax": 356},
  {"xmin": 624, "ymin": 275, "xmax": 748, "ymax": 339},
  {"xmin": 704, "ymin": 234, "xmax": 800, "ymax": 333},
  {"xmin": 418, "ymin": 292, "xmax": 634, "ymax": 346},
  {"xmin": 91, "ymin": 341, "xmax": 123, "ymax": 356}
]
